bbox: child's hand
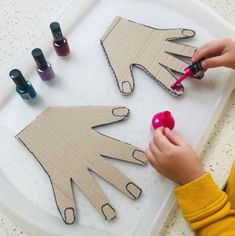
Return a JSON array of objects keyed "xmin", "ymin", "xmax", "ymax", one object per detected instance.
[
  {"xmin": 192, "ymin": 38, "xmax": 235, "ymax": 70},
  {"xmin": 145, "ymin": 127, "xmax": 205, "ymax": 185}
]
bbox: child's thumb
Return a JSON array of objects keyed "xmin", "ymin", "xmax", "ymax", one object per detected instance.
[{"xmin": 164, "ymin": 128, "xmax": 184, "ymax": 146}]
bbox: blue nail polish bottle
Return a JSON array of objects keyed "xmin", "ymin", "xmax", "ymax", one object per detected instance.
[{"xmin": 9, "ymin": 69, "xmax": 37, "ymax": 101}]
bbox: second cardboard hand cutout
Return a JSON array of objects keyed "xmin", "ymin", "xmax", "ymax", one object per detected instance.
[
  {"xmin": 16, "ymin": 106, "xmax": 147, "ymax": 225},
  {"xmin": 101, "ymin": 16, "xmax": 198, "ymax": 96}
]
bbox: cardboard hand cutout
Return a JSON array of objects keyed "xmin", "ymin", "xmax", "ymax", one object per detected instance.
[
  {"xmin": 16, "ymin": 106, "xmax": 147, "ymax": 224},
  {"xmin": 101, "ymin": 16, "xmax": 198, "ymax": 96}
]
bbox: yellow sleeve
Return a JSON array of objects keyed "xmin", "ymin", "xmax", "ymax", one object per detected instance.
[
  {"xmin": 174, "ymin": 173, "xmax": 235, "ymax": 236},
  {"xmin": 226, "ymin": 163, "xmax": 235, "ymax": 208}
]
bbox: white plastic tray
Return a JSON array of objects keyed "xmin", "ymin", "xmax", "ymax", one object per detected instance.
[{"xmin": 0, "ymin": 0, "xmax": 235, "ymax": 235}]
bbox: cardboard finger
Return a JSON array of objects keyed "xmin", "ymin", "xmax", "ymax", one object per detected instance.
[
  {"xmin": 161, "ymin": 54, "xmax": 189, "ymax": 74},
  {"xmin": 101, "ymin": 39, "xmax": 135, "ymax": 96},
  {"xmin": 159, "ymin": 67, "xmax": 184, "ymax": 96},
  {"xmin": 16, "ymin": 106, "xmax": 145, "ymax": 224},
  {"xmin": 72, "ymin": 169, "xmax": 116, "ymax": 221},
  {"xmin": 165, "ymin": 28, "xmax": 195, "ymax": 40},
  {"xmin": 165, "ymin": 41, "xmax": 196, "ymax": 58},
  {"xmin": 51, "ymin": 178, "xmax": 76, "ymax": 225},
  {"xmin": 101, "ymin": 16, "xmax": 197, "ymax": 96},
  {"xmin": 135, "ymin": 63, "xmax": 184, "ymax": 96},
  {"xmin": 91, "ymin": 106, "xmax": 130, "ymax": 127},
  {"xmin": 93, "ymin": 132, "xmax": 147, "ymax": 165},
  {"xmin": 90, "ymin": 156, "xmax": 142, "ymax": 200}
]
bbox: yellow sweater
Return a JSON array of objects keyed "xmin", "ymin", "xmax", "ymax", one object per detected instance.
[{"xmin": 175, "ymin": 163, "xmax": 235, "ymax": 236}]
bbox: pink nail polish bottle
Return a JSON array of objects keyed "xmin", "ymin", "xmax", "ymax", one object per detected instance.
[
  {"xmin": 151, "ymin": 111, "xmax": 175, "ymax": 133},
  {"xmin": 50, "ymin": 22, "xmax": 70, "ymax": 57}
]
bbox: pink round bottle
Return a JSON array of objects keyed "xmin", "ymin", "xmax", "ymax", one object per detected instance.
[{"xmin": 151, "ymin": 111, "xmax": 175, "ymax": 132}]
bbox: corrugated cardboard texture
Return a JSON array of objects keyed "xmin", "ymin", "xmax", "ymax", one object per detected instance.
[
  {"xmin": 16, "ymin": 106, "xmax": 147, "ymax": 225},
  {"xmin": 101, "ymin": 16, "xmax": 198, "ymax": 96}
]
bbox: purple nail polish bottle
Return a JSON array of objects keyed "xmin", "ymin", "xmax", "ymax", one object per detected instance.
[{"xmin": 32, "ymin": 48, "xmax": 55, "ymax": 81}]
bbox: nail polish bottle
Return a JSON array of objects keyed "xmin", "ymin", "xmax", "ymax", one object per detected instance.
[
  {"xmin": 9, "ymin": 69, "xmax": 37, "ymax": 101},
  {"xmin": 50, "ymin": 22, "xmax": 70, "ymax": 57},
  {"xmin": 32, "ymin": 48, "xmax": 55, "ymax": 81}
]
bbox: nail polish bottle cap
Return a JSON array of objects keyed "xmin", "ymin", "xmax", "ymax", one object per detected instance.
[
  {"xmin": 9, "ymin": 69, "xmax": 28, "ymax": 89},
  {"xmin": 151, "ymin": 111, "xmax": 175, "ymax": 131},
  {"xmin": 50, "ymin": 22, "xmax": 64, "ymax": 44},
  {"xmin": 189, "ymin": 61, "xmax": 203, "ymax": 75},
  {"xmin": 32, "ymin": 48, "xmax": 48, "ymax": 70}
]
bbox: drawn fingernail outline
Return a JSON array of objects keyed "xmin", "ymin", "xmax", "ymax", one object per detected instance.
[
  {"xmin": 126, "ymin": 182, "xmax": 142, "ymax": 199},
  {"xmin": 101, "ymin": 203, "xmax": 116, "ymax": 221},
  {"xmin": 121, "ymin": 81, "xmax": 133, "ymax": 94},
  {"xmin": 132, "ymin": 149, "xmax": 147, "ymax": 165},
  {"xmin": 182, "ymin": 29, "xmax": 195, "ymax": 37},
  {"xmin": 112, "ymin": 107, "xmax": 130, "ymax": 117},
  {"xmin": 64, "ymin": 207, "xmax": 75, "ymax": 225}
]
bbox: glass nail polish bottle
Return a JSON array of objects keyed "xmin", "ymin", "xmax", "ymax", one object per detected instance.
[
  {"xmin": 50, "ymin": 22, "xmax": 70, "ymax": 57},
  {"xmin": 32, "ymin": 48, "xmax": 55, "ymax": 81},
  {"xmin": 9, "ymin": 69, "xmax": 37, "ymax": 101}
]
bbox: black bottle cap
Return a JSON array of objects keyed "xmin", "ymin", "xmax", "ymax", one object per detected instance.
[
  {"xmin": 189, "ymin": 61, "xmax": 203, "ymax": 74},
  {"xmin": 31, "ymin": 48, "xmax": 48, "ymax": 70},
  {"xmin": 50, "ymin": 22, "xmax": 64, "ymax": 44},
  {"xmin": 9, "ymin": 69, "xmax": 28, "ymax": 89}
]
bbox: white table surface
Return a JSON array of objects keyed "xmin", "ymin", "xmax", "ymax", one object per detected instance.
[{"xmin": 1, "ymin": 0, "xmax": 235, "ymax": 235}]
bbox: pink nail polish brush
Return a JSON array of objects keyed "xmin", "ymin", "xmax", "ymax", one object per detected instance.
[{"xmin": 171, "ymin": 60, "xmax": 204, "ymax": 91}]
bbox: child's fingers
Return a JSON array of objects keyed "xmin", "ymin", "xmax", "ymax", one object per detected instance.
[
  {"xmin": 192, "ymin": 43, "xmax": 209, "ymax": 62},
  {"xmin": 149, "ymin": 140, "xmax": 161, "ymax": 157},
  {"xmin": 202, "ymin": 55, "xmax": 226, "ymax": 69},
  {"xmin": 145, "ymin": 148, "xmax": 158, "ymax": 166},
  {"xmin": 164, "ymin": 128, "xmax": 185, "ymax": 146},
  {"xmin": 153, "ymin": 127, "xmax": 174, "ymax": 152},
  {"xmin": 145, "ymin": 148, "xmax": 163, "ymax": 173},
  {"xmin": 192, "ymin": 40, "xmax": 225, "ymax": 63}
]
